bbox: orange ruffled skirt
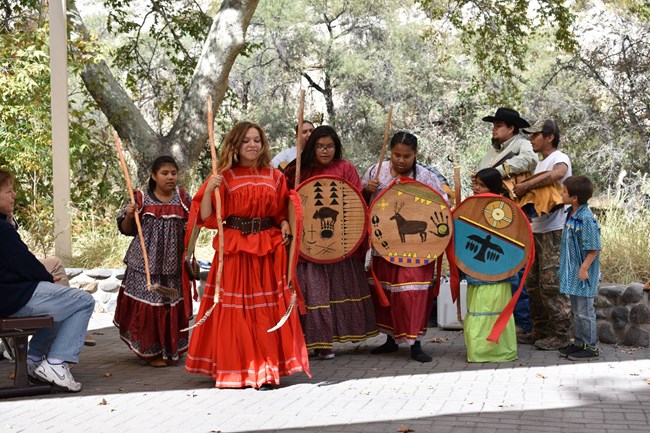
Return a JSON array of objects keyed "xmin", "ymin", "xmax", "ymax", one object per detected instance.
[{"xmin": 185, "ymin": 241, "xmax": 310, "ymax": 388}]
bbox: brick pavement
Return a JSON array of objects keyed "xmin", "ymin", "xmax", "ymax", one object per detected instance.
[{"xmin": 1, "ymin": 312, "xmax": 650, "ymax": 433}]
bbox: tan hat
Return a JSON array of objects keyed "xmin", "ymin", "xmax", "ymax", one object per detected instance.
[{"xmin": 523, "ymin": 119, "xmax": 560, "ymax": 136}]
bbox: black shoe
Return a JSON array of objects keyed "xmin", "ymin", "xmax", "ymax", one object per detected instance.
[
  {"xmin": 257, "ymin": 383, "xmax": 276, "ymax": 391},
  {"xmin": 558, "ymin": 343, "xmax": 584, "ymax": 357},
  {"xmin": 567, "ymin": 347, "xmax": 599, "ymax": 361},
  {"xmin": 410, "ymin": 350, "xmax": 432, "ymax": 363},
  {"xmin": 371, "ymin": 341, "xmax": 398, "ymax": 354}
]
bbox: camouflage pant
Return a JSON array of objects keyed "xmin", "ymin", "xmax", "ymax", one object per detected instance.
[{"xmin": 526, "ymin": 230, "xmax": 572, "ymax": 340}]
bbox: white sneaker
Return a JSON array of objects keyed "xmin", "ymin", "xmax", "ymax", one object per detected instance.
[{"xmin": 35, "ymin": 361, "xmax": 82, "ymax": 392}]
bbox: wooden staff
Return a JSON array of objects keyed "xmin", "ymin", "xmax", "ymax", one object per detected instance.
[
  {"xmin": 113, "ymin": 131, "xmax": 176, "ymax": 297},
  {"xmin": 180, "ymin": 96, "xmax": 226, "ymax": 332},
  {"xmin": 294, "ymin": 89, "xmax": 305, "ymax": 185},
  {"xmin": 268, "ymin": 90, "xmax": 304, "ymax": 332},
  {"xmin": 374, "ymin": 109, "xmax": 393, "ymax": 181},
  {"xmin": 207, "ymin": 95, "xmax": 224, "ymax": 304},
  {"xmin": 452, "ymin": 152, "xmax": 463, "ymax": 323}
]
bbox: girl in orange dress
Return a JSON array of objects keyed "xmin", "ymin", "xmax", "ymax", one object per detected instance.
[{"xmin": 185, "ymin": 122, "xmax": 310, "ymax": 389}]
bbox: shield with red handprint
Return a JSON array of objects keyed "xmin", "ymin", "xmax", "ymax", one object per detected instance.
[{"xmin": 368, "ymin": 178, "xmax": 452, "ymax": 267}]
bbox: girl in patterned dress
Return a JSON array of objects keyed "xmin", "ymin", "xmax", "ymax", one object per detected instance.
[
  {"xmin": 362, "ymin": 131, "xmax": 447, "ymax": 362},
  {"xmin": 115, "ymin": 156, "xmax": 192, "ymax": 367},
  {"xmin": 185, "ymin": 122, "xmax": 310, "ymax": 389}
]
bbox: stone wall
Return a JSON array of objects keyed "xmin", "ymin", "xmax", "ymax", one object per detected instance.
[
  {"xmin": 66, "ymin": 268, "xmax": 650, "ymax": 347},
  {"xmin": 67, "ymin": 267, "xmax": 204, "ymax": 316},
  {"xmin": 67, "ymin": 268, "xmax": 122, "ymax": 314},
  {"xmin": 596, "ymin": 283, "xmax": 650, "ymax": 347}
]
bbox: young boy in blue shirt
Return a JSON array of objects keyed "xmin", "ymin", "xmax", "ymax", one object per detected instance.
[{"xmin": 557, "ymin": 176, "xmax": 601, "ymax": 360}]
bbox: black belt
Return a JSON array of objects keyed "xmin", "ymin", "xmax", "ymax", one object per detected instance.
[{"xmin": 224, "ymin": 216, "xmax": 275, "ymax": 235}]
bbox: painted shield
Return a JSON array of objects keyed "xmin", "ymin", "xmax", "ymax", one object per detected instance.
[
  {"xmin": 453, "ymin": 193, "xmax": 533, "ymax": 281},
  {"xmin": 297, "ymin": 175, "xmax": 368, "ymax": 264},
  {"xmin": 369, "ymin": 178, "xmax": 452, "ymax": 267}
]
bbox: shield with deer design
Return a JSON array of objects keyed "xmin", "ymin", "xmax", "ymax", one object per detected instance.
[
  {"xmin": 297, "ymin": 175, "xmax": 368, "ymax": 264},
  {"xmin": 452, "ymin": 193, "xmax": 533, "ymax": 281},
  {"xmin": 369, "ymin": 178, "xmax": 452, "ymax": 268}
]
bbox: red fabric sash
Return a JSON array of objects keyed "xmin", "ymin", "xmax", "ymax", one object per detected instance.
[
  {"xmin": 449, "ymin": 194, "xmax": 535, "ymax": 343},
  {"xmin": 486, "ymin": 241, "xmax": 534, "ymax": 342},
  {"xmin": 181, "ymin": 180, "xmax": 211, "ymax": 319}
]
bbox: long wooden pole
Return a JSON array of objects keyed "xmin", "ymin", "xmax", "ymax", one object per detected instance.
[
  {"xmin": 453, "ymin": 150, "xmax": 463, "ymax": 323},
  {"xmin": 113, "ymin": 132, "xmax": 152, "ymax": 288},
  {"xmin": 374, "ymin": 109, "xmax": 393, "ymax": 181},
  {"xmin": 207, "ymin": 95, "xmax": 224, "ymax": 304},
  {"xmin": 294, "ymin": 90, "xmax": 305, "ymax": 185},
  {"xmin": 268, "ymin": 90, "xmax": 304, "ymax": 332}
]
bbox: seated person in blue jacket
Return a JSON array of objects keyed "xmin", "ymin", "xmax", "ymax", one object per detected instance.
[{"xmin": 0, "ymin": 168, "xmax": 95, "ymax": 392}]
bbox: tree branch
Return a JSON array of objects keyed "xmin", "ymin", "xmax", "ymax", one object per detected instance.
[
  {"xmin": 68, "ymin": 0, "xmax": 161, "ymax": 180},
  {"xmin": 166, "ymin": 0, "xmax": 260, "ymax": 171}
]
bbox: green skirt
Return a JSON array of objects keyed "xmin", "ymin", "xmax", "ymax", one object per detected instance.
[{"xmin": 463, "ymin": 282, "xmax": 517, "ymax": 363}]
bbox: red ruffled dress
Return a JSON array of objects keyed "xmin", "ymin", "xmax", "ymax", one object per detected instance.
[
  {"xmin": 114, "ymin": 187, "xmax": 192, "ymax": 362},
  {"xmin": 185, "ymin": 166, "xmax": 310, "ymax": 388}
]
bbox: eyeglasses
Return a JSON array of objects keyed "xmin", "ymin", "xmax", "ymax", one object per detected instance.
[{"xmin": 316, "ymin": 145, "xmax": 335, "ymax": 151}]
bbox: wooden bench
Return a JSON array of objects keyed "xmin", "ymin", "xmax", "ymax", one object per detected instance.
[{"xmin": 0, "ymin": 316, "xmax": 54, "ymax": 398}]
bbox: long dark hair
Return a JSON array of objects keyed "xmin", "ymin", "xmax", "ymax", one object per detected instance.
[
  {"xmin": 285, "ymin": 125, "xmax": 343, "ymax": 185},
  {"xmin": 301, "ymin": 125, "xmax": 343, "ymax": 168},
  {"xmin": 390, "ymin": 131, "xmax": 418, "ymax": 180},
  {"xmin": 475, "ymin": 167, "xmax": 506, "ymax": 196},
  {"xmin": 148, "ymin": 155, "xmax": 179, "ymax": 192}
]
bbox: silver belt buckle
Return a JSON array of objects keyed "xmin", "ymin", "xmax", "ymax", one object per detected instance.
[{"xmin": 250, "ymin": 217, "xmax": 262, "ymax": 234}]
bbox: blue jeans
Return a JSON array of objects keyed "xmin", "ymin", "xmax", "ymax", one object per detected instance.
[
  {"xmin": 12, "ymin": 282, "xmax": 95, "ymax": 363},
  {"xmin": 569, "ymin": 295, "xmax": 596, "ymax": 347},
  {"xmin": 513, "ymin": 269, "xmax": 531, "ymax": 331}
]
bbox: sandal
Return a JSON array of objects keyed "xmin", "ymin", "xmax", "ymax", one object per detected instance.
[{"xmin": 149, "ymin": 358, "xmax": 167, "ymax": 368}]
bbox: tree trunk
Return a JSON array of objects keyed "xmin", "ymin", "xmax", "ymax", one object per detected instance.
[{"xmin": 67, "ymin": 0, "xmax": 260, "ymax": 182}]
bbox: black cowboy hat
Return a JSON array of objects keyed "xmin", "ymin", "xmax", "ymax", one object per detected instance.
[{"xmin": 482, "ymin": 107, "xmax": 530, "ymax": 129}]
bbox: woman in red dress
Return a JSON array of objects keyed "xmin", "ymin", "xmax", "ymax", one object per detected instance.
[{"xmin": 185, "ymin": 122, "xmax": 310, "ymax": 389}]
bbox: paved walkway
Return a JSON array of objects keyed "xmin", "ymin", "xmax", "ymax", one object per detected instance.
[{"xmin": 1, "ymin": 312, "xmax": 650, "ymax": 433}]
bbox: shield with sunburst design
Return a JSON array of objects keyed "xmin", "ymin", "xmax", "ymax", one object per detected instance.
[{"xmin": 453, "ymin": 194, "xmax": 533, "ymax": 281}]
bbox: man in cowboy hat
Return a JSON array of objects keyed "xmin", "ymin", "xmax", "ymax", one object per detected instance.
[
  {"xmin": 513, "ymin": 119, "xmax": 573, "ymax": 351},
  {"xmin": 478, "ymin": 107, "xmax": 538, "ymax": 176},
  {"xmin": 478, "ymin": 107, "xmax": 537, "ymax": 337}
]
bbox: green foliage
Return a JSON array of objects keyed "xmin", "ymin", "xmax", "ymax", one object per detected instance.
[
  {"xmin": 418, "ymin": 0, "xmax": 576, "ymax": 103},
  {"xmin": 64, "ymin": 211, "xmax": 131, "ymax": 269},
  {"xmin": 608, "ymin": 0, "xmax": 650, "ymax": 21},
  {"xmin": 103, "ymin": 0, "xmax": 213, "ymax": 125},
  {"xmin": 0, "ymin": 22, "xmax": 56, "ymax": 247},
  {"xmin": 1, "ymin": 1, "xmax": 122, "ymax": 257}
]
